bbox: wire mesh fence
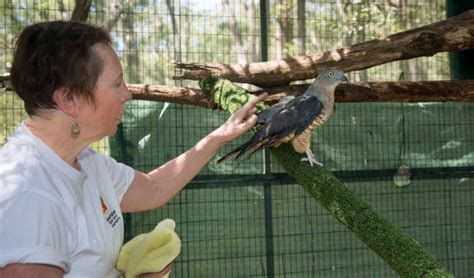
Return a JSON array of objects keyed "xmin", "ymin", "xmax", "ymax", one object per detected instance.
[{"xmin": 1, "ymin": 0, "xmax": 473, "ymax": 277}]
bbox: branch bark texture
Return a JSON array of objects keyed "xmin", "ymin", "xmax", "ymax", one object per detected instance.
[
  {"xmin": 127, "ymin": 80, "xmax": 474, "ymax": 108},
  {"xmin": 173, "ymin": 10, "xmax": 474, "ymax": 87},
  {"xmin": 127, "ymin": 84, "xmax": 216, "ymax": 109},
  {"xmin": 2, "ymin": 78, "xmax": 473, "ymax": 105}
]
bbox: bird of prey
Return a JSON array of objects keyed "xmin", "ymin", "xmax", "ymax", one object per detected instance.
[{"xmin": 217, "ymin": 68, "xmax": 348, "ymax": 166}]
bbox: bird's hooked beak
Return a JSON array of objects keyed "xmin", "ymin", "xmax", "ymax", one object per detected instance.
[{"xmin": 340, "ymin": 75, "xmax": 349, "ymax": 84}]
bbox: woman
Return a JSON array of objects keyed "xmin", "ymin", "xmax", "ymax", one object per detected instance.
[{"xmin": 0, "ymin": 21, "xmax": 266, "ymax": 277}]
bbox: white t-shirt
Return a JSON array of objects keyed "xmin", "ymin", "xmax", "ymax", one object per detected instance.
[{"xmin": 0, "ymin": 123, "xmax": 135, "ymax": 277}]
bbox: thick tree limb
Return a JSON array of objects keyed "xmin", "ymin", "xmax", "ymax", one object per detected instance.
[
  {"xmin": 271, "ymin": 145, "xmax": 451, "ymax": 278},
  {"xmin": 172, "ymin": 10, "xmax": 474, "ymax": 87},
  {"xmin": 127, "ymin": 84, "xmax": 218, "ymax": 109},
  {"xmin": 199, "ymin": 76, "xmax": 452, "ymax": 277},
  {"xmin": 2, "ymin": 78, "xmax": 473, "ymax": 104},
  {"xmin": 265, "ymin": 80, "xmax": 474, "ymax": 103},
  {"xmin": 127, "ymin": 80, "xmax": 474, "ymax": 108}
]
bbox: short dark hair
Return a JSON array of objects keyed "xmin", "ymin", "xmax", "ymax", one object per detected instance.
[{"xmin": 10, "ymin": 21, "xmax": 112, "ymax": 115}]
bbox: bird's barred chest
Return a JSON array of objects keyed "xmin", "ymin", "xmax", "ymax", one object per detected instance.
[
  {"xmin": 303, "ymin": 114, "xmax": 327, "ymax": 134},
  {"xmin": 272, "ymin": 114, "xmax": 328, "ymax": 147}
]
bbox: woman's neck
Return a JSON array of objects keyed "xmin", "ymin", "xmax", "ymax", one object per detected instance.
[{"xmin": 25, "ymin": 113, "xmax": 88, "ymax": 169}]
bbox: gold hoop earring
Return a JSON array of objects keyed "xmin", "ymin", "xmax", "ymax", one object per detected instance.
[{"xmin": 70, "ymin": 121, "xmax": 81, "ymax": 139}]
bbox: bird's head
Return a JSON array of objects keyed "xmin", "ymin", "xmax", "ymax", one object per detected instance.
[
  {"xmin": 316, "ymin": 68, "xmax": 348, "ymax": 85},
  {"xmin": 306, "ymin": 68, "xmax": 348, "ymax": 96}
]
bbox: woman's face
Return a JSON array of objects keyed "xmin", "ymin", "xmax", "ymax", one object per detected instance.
[{"xmin": 79, "ymin": 43, "xmax": 132, "ymax": 141}]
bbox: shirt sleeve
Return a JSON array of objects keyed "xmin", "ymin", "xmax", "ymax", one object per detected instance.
[
  {"xmin": 0, "ymin": 191, "xmax": 71, "ymax": 272},
  {"xmin": 99, "ymin": 153, "xmax": 136, "ymax": 203}
]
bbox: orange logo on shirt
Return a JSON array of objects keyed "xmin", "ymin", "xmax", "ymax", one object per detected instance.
[{"xmin": 100, "ymin": 195, "xmax": 109, "ymax": 214}]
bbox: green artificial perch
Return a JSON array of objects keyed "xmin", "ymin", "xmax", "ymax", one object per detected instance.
[{"xmin": 199, "ymin": 75, "xmax": 453, "ymax": 278}]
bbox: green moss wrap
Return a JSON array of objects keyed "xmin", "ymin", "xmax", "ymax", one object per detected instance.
[
  {"xmin": 199, "ymin": 75, "xmax": 452, "ymax": 277},
  {"xmin": 199, "ymin": 75, "xmax": 267, "ymax": 113}
]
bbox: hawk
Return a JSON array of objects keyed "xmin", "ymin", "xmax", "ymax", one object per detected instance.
[{"xmin": 218, "ymin": 68, "xmax": 348, "ymax": 166}]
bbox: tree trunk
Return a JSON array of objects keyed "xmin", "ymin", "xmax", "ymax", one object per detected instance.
[
  {"xmin": 122, "ymin": 5, "xmax": 140, "ymax": 84},
  {"xmin": 296, "ymin": 0, "xmax": 306, "ymax": 56},
  {"xmin": 166, "ymin": 0, "xmax": 182, "ymax": 83},
  {"xmin": 172, "ymin": 10, "xmax": 474, "ymax": 87},
  {"xmin": 246, "ymin": 1, "xmax": 259, "ymax": 62},
  {"xmin": 198, "ymin": 76, "xmax": 453, "ymax": 278},
  {"xmin": 274, "ymin": 1, "xmax": 285, "ymax": 59},
  {"xmin": 103, "ymin": 0, "xmax": 128, "ymax": 31},
  {"xmin": 223, "ymin": 0, "xmax": 246, "ymax": 63},
  {"xmin": 71, "ymin": 0, "xmax": 92, "ymax": 22}
]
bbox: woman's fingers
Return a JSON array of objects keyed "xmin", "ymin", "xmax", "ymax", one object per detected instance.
[{"xmin": 233, "ymin": 93, "xmax": 268, "ymax": 120}]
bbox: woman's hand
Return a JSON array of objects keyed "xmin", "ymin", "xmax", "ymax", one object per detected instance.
[{"xmin": 211, "ymin": 93, "xmax": 268, "ymax": 144}]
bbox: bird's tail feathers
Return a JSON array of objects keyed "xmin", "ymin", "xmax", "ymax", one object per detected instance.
[
  {"xmin": 243, "ymin": 141, "xmax": 268, "ymax": 160},
  {"xmin": 217, "ymin": 138, "xmax": 268, "ymax": 163},
  {"xmin": 217, "ymin": 140, "xmax": 254, "ymax": 163},
  {"xmin": 216, "ymin": 149, "xmax": 241, "ymax": 163}
]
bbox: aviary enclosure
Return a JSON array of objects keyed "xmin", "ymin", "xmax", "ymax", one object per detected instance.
[{"xmin": 1, "ymin": 0, "xmax": 473, "ymax": 277}]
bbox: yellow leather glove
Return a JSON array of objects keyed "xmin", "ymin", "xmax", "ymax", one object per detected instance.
[{"xmin": 117, "ymin": 219, "xmax": 181, "ymax": 278}]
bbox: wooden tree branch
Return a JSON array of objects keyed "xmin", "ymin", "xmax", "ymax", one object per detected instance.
[
  {"xmin": 2, "ymin": 78, "xmax": 473, "ymax": 104},
  {"xmin": 265, "ymin": 80, "xmax": 474, "ymax": 103},
  {"xmin": 199, "ymin": 76, "xmax": 452, "ymax": 277},
  {"xmin": 172, "ymin": 10, "xmax": 474, "ymax": 87},
  {"xmin": 127, "ymin": 84, "xmax": 218, "ymax": 109},
  {"xmin": 127, "ymin": 80, "xmax": 474, "ymax": 108}
]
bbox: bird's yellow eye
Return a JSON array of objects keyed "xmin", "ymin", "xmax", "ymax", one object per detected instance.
[{"xmin": 328, "ymin": 71, "xmax": 334, "ymax": 77}]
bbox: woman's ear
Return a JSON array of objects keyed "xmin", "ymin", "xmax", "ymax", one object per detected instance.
[{"xmin": 52, "ymin": 88, "xmax": 80, "ymax": 117}]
